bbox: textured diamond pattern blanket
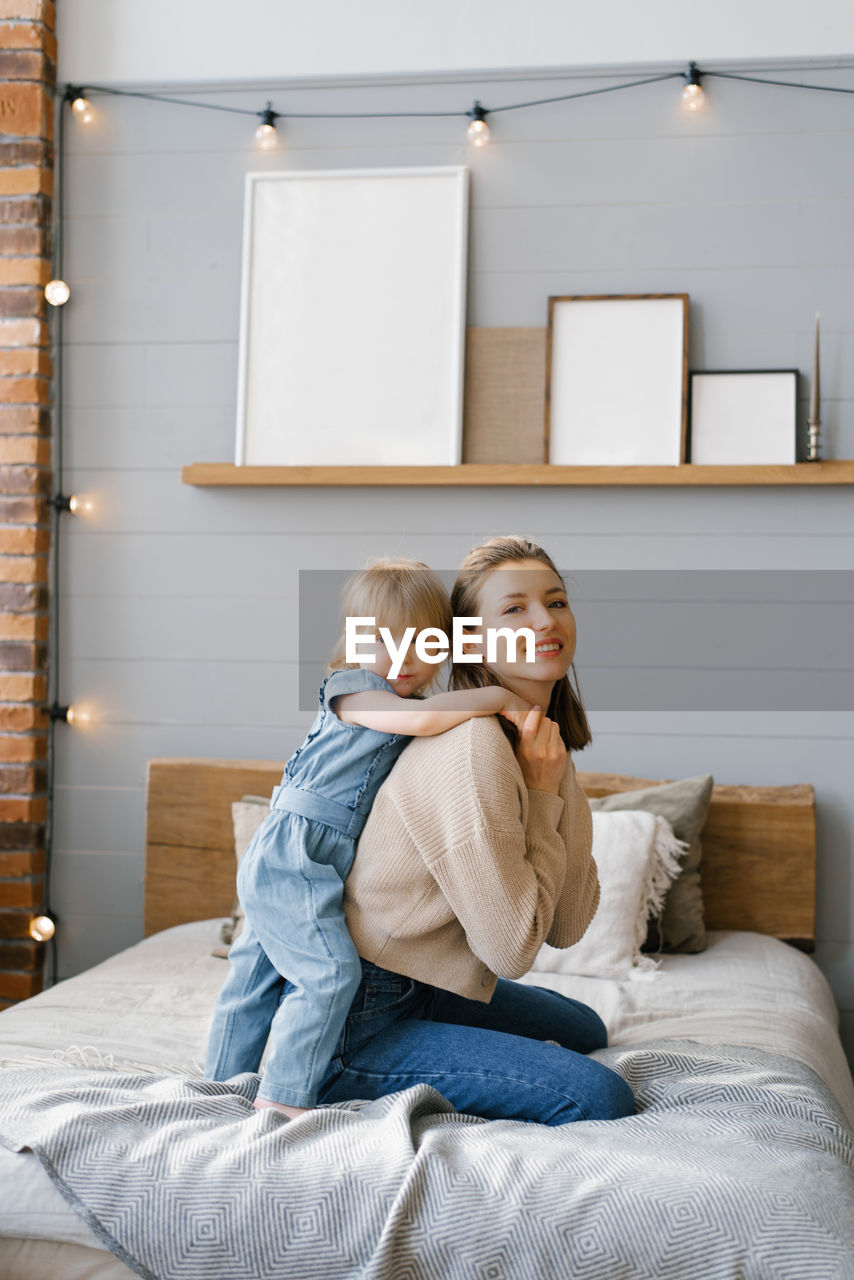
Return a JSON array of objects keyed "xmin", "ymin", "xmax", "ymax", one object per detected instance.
[{"xmin": 1, "ymin": 1040, "xmax": 853, "ymax": 1280}]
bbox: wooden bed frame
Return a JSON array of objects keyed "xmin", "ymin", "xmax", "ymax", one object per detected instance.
[{"xmin": 143, "ymin": 759, "xmax": 817, "ymax": 950}]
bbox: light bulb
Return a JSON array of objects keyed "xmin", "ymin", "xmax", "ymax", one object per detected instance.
[
  {"xmin": 255, "ymin": 102, "xmax": 279, "ymax": 150},
  {"xmin": 682, "ymin": 83, "xmax": 705, "ymax": 111},
  {"xmin": 51, "ymin": 701, "xmax": 94, "ymax": 727},
  {"xmin": 71, "ymin": 95, "xmax": 94, "ymax": 124},
  {"xmin": 52, "ymin": 492, "xmax": 95, "ymax": 516},
  {"xmin": 255, "ymin": 122, "xmax": 278, "ymax": 149},
  {"xmin": 681, "ymin": 63, "xmax": 705, "ymax": 112},
  {"xmin": 467, "ymin": 119, "xmax": 491, "ymax": 147},
  {"xmin": 467, "ymin": 101, "xmax": 491, "ymax": 147},
  {"xmin": 45, "ymin": 279, "xmax": 71, "ymax": 307},
  {"xmin": 29, "ymin": 915, "xmax": 56, "ymax": 942}
]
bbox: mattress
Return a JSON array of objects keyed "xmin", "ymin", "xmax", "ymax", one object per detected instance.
[{"xmin": 1, "ymin": 920, "xmax": 852, "ymax": 1275}]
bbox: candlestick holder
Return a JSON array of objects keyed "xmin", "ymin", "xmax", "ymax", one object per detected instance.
[{"xmin": 806, "ymin": 313, "xmax": 821, "ymax": 461}]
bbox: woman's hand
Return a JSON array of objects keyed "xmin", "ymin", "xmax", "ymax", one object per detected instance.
[
  {"xmin": 495, "ymin": 690, "xmax": 533, "ymax": 730},
  {"xmin": 514, "ymin": 705, "xmax": 567, "ymax": 795}
]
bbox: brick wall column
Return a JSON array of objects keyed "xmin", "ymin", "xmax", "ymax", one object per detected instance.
[{"xmin": 0, "ymin": 0, "xmax": 55, "ymax": 1008}]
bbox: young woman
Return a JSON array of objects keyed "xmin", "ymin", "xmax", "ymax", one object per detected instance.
[{"xmin": 310, "ymin": 535, "xmax": 635, "ymax": 1126}]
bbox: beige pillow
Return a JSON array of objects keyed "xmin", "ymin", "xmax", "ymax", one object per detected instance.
[
  {"xmin": 532, "ymin": 810, "xmax": 686, "ymax": 980},
  {"xmin": 211, "ymin": 795, "xmax": 270, "ymax": 959},
  {"xmin": 588, "ymin": 773, "xmax": 714, "ymax": 953}
]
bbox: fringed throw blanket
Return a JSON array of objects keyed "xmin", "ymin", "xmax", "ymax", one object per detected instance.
[{"xmin": 1, "ymin": 1040, "xmax": 853, "ymax": 1280}]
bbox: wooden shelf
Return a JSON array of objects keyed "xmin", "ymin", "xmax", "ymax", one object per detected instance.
[{"xmin": 182, "ymin": 461, "xmax": 854, "ymax": 487}]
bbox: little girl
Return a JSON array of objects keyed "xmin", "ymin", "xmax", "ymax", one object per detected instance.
[{"xmin": 204, "ymin": 557, "xmax": 530, "ymax": 1118}]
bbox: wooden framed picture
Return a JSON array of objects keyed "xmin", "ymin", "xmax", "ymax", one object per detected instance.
[
  {"xmin": 688, "ymin": 370, "xmax": 799, "ymax": 464},
  {"xmin": 235, "ymin": 167, "xmax": 469, "ymax": 466},
  {"xmin": 545, "ymin": 294, "xmax": 689, "ymax": 465}
]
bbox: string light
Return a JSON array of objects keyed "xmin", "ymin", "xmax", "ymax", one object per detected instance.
[
  {"xmin": 255, "ymin": 101, "xmax": 279, "ymax": 149},
  {"xmin": 44, "ymin": 279, "xmax": 70, "ymax": 306},
  {"xmin": 57, "ymin": 66, "xmax": 854, "ymax": 149},
  {"xmin": 72, "ymin": 94, "xmax": 94, "ymax": 123},
  {"xmin": 29, "ymin": 915, "xmax": 56, "ymax": 942},
  {"xmin": 50, "ymin": 703, "xmax": 93, "ymax": 728},
  {"xmin": 68, "ymin": 85, "xmax": 94, "ymax": 123},
  {"xmin": 50, "ymin": 492, "xmax": 94, "ymax": 516},
  {"xmin": 682, "ymin": 62, "xmax": 705, "ymax": 111},
  {"xmin": 466, "ymin": 101, "xmax": 491, "ymax": 146}
]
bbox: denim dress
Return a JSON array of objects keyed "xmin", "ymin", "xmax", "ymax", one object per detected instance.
[{"xmin": 203, "ymin": 666, "xmax": 412, "ymax": 1107}]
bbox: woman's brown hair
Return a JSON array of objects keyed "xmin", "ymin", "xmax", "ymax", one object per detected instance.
[{"xmin": 450, "ymin": 535, "xmax": 592, "ymax": 752}]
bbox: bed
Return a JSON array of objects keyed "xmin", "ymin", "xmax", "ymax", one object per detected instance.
[{"xmin": 1, "ymin": 759, "xmax": 852, "ymax": 1280}]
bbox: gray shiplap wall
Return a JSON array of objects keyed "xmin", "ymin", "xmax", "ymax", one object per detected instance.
[{"xmin": 55, "ymin": 66, "xmax": 854, "ymax": 1062}]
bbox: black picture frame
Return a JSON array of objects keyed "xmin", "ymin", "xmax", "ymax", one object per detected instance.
[{"xmin": 687, "ymin": 370, "xmax": 799, "ymax": 464}]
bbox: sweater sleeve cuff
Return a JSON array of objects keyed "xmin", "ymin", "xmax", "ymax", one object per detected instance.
[{"xmin": 525, "ymin": 788, "xmax": 565, "ymax": 830}]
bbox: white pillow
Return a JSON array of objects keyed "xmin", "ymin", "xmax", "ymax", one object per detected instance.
[
  {"xmin": 532, "ymin": 810, "xmax": 687, "ymax": 981},
  {"xmin": 212, "ymin": 795, "xmax": 270, "ymax": 957},
  {"xmin": 233, "ymin": 796, "xmax": 270, "ymax": 861}
]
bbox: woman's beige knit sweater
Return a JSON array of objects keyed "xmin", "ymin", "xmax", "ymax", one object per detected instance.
[{"xmin": 343, "ymin": 714, "xmax": 599, "ymax": 1002}]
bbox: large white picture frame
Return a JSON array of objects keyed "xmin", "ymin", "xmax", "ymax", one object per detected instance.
[
  {"xmin": 235, "ymin": 167, "xmax": 469, "ymax": 466},
  {"xmin": 546, "ymin": 295, "xmax": 689, "ymax": 465}
]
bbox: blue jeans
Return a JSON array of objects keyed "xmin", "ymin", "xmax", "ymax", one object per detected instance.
[{"xmin": 314, "ymin": 960, "xmax": 635, "ymax": 1126}]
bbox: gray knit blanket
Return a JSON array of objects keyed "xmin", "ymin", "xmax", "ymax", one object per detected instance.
[{"xmin": 1, "ymin": 1040, "xmax": 853, "ymax": 1280}]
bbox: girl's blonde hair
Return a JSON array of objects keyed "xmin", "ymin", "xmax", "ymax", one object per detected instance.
[
  {"xmin": 450, "ymin": 535, "xmax": 592, "ymax": 752},
  {"xmin": 328, "ymin": 557, "xmax": 453, "ymax": 689}
]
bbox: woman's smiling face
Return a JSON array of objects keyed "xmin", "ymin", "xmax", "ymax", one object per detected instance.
[{"xmin": 474, "ymin": 558, "xmax": 576, "ymax": 695}]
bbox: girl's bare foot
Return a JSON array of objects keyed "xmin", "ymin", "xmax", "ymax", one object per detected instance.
[{"xmin": 253, "ymin": 1097, "xmax": 312, "ymax": 1120}]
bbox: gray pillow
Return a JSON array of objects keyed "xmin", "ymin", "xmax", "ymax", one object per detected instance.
[{"xmin": 588, "ymin": 774, "xmax": 714, "ymax": 953}]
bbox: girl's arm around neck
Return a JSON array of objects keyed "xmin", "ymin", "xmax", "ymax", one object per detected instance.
[{"xmin": 333, "ymin": 684, "xmax": 531, "ymax": 736}]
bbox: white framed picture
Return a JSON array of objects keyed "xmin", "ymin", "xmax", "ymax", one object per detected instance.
[
  {"xmin": 235, "ymin": 167, "xmax": 469, "ymax": 466},
  {"xmin": 546, "ymin": 294, "xmax": 689, "ymax": 466},
  {"xmin": 689, "ymin": 371, "xmax": 798, "ymax": 464}
]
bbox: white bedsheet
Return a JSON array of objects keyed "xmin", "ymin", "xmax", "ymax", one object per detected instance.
[
  {"xmin": 1, "ymin": 920, "xmax": 852, "ymax": 1262},
  {"xmin": 520, "ymin": 928, "xmax": 854, "ymax": 1129}
]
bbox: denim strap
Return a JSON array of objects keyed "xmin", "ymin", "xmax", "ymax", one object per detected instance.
[{"xmin": 270, "ymin": 784, "xmax": 366, "ymax": 839}]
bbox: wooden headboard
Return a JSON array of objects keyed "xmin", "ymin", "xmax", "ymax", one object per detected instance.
[{"xmin": 143, "ymin": 759, "xmax": 816, "ymax": 951}]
